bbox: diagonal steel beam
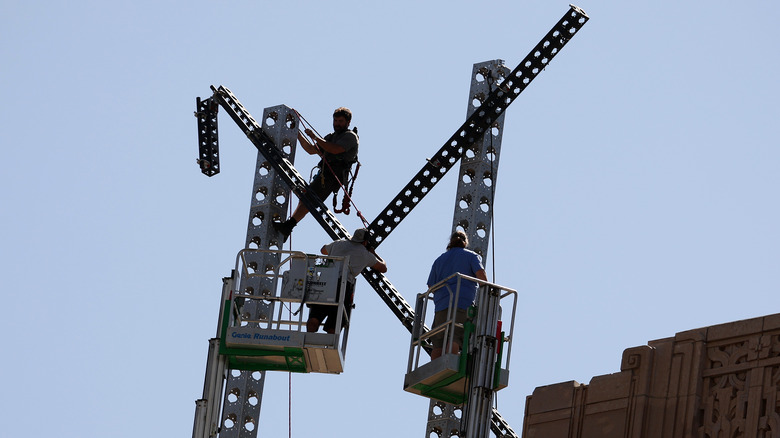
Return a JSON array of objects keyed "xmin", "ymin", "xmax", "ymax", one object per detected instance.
[{"xmin": 366, "ymin": 5, "xmax": 589, "ymax": 251}]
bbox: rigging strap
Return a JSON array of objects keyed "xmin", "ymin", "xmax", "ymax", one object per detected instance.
[{"xmin": 333, "ymin": 161, "xmax": 360, "ymax": 215}]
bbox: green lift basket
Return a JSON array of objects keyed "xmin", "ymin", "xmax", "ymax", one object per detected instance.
[{"xmin": 403, "ymin": 275, "xmax": 516, "ymax": 404}]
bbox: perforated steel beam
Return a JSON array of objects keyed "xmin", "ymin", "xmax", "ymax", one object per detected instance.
[
  {"xmin": 424, "ymin": 58, "xmax": 510, "ymax": 438},
  {"xmin": 451, "ymin": 59, "xmax": 510, "ymax": 262},
  {"xmin": 196, "ymin": 97, "xmax": 220, "ymax": 177},
  {"xmin": 490, "ymin": 409, "xmax": 519, "ymax": 438},
  {"xmin": 209, "ymin": 105, "xmax": 298, "ymax": 438},
  {"xmin": 366, "ymin": 5, "xmax": 589, "ymax": 251}
]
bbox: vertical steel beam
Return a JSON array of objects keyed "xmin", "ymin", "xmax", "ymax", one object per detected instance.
[
  {"xmin": 423, "ymin": 59, "xmax": 509, "ymax": 438},
  {"xmin": 451, "ymin": 59, "xmax": 510, "ymax": 263},
  {"xmin": 217, "ymin": 105, "xmax": 299, "ymax": 438}
]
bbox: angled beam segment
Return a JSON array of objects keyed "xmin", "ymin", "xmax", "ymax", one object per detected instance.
[{"xmin": 366, "ymin": 5, "xmax": 589, "ymax": 250}]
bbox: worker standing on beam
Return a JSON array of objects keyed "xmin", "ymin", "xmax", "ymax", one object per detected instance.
[{"xmin": 273, "ymin": 107, "xmax": 359, "ymax": 242}]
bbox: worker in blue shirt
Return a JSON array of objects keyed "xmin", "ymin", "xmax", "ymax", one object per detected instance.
[{"xmin": 426, "ymin": 231, "xmax": 487, "ymax": 359}]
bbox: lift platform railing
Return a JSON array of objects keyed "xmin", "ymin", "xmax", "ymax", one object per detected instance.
[
  {"xmin": 218, "ymin": 248, "xmax": 352, "ymax": 374},
  {"xmin": 408, "ymin": 274, "xmax": 468, "ymax": 371},
  {"xmin": 230, "ymin": 249, "xmax": 348, "ymax": 328},
  {"xmin": 404, "ymin": 274, "xmax": 517, "ymax": 404}
]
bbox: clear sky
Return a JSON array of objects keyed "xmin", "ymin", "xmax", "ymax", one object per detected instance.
[{"xmin": 2, "ymin": 1, "xmax": 778, "ymax": 437}]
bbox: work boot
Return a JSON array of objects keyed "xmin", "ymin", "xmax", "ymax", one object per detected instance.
[{"xmin": 272, "ymin": 218, "xmax": 297, "ymax": 242}]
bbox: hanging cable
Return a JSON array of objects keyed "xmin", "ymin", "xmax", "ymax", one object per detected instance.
[
  {"xmin": 489, "ymin": 136, "xmax": 497, "ymax": 283},
  {"xmin": 282, "ymin": 186, "xmax": 293, "ymax": 438}
]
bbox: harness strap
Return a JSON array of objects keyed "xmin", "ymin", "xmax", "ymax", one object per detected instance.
[{"xmin": 333, "ymin": 161, "xmax": 360, "ymax": 215}]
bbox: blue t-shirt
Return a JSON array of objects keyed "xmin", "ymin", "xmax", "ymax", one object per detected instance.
[{"xmin": 427, "ymin": 248, "xmax": 484, "ymax": 312}]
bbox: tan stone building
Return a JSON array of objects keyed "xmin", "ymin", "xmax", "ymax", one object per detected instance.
[{"xmin": 522, "ymin": 313, "xmax": 780, "ymax": 438}]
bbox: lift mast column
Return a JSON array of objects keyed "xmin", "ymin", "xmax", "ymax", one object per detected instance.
[
  {"xmin": 405, "ymin": 275, "xmax": 517, "ymax": 438},
  {"xmin": 463, "ymin": 284, "xmax": 508, "ymax": 438}
]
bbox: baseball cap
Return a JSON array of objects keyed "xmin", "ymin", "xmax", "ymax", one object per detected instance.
[{"xmin": 350, "ymin": 228, "xmax": 369, "ymax": 243}]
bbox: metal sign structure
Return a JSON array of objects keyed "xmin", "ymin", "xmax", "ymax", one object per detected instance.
[{"xmin": 192, "ymin": 5, "xmax": 588, "ymax": 438}]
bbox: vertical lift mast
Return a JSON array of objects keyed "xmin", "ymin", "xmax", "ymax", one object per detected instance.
[{"xmin": 192, "ymin": 6, "xmax": 588, "ymax": 438}]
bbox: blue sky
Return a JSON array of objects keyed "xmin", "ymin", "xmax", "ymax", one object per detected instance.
[{"xmin": 2, "ymin": 1, "xmax": 778, "ymax": 437}]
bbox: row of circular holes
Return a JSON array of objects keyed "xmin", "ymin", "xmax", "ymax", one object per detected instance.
[
  {"xmin": 374, "ymin": 143, "xmax": 461, "ymax": 236},
  {"xmin": 469, "ymin": 24, "xmax": 580, "ymax": 87},
  {"xmin": 458, "ymin": 195, "xmax": 492, "ymax": 214},
  {"xmin": 454, "ymin": 220, "xmax": 490, "ymax": 240},
  {"xmin": 427, "ymin": 404, "xmax": 464, "ymax": 438},
  {"xmin": 223, "ymin": 372, "xmax": 263, "ymax": 431},
  {"xmin": 374, "ymin": 150, "xmax": 497, "ymax": 241}
]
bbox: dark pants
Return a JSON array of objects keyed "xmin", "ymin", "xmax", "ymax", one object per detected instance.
[
  {"xmin": 308, "ymin": 281, "xmax": 355, "ymax": 333},
  {"xmin": 310, "ymin": 162, "xmax": 350, "ymax": 200}
]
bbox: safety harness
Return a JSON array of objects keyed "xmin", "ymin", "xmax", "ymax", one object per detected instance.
[{"xmin": 295, "ymin": 110, "xmax": 370, "ymax": 228}]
